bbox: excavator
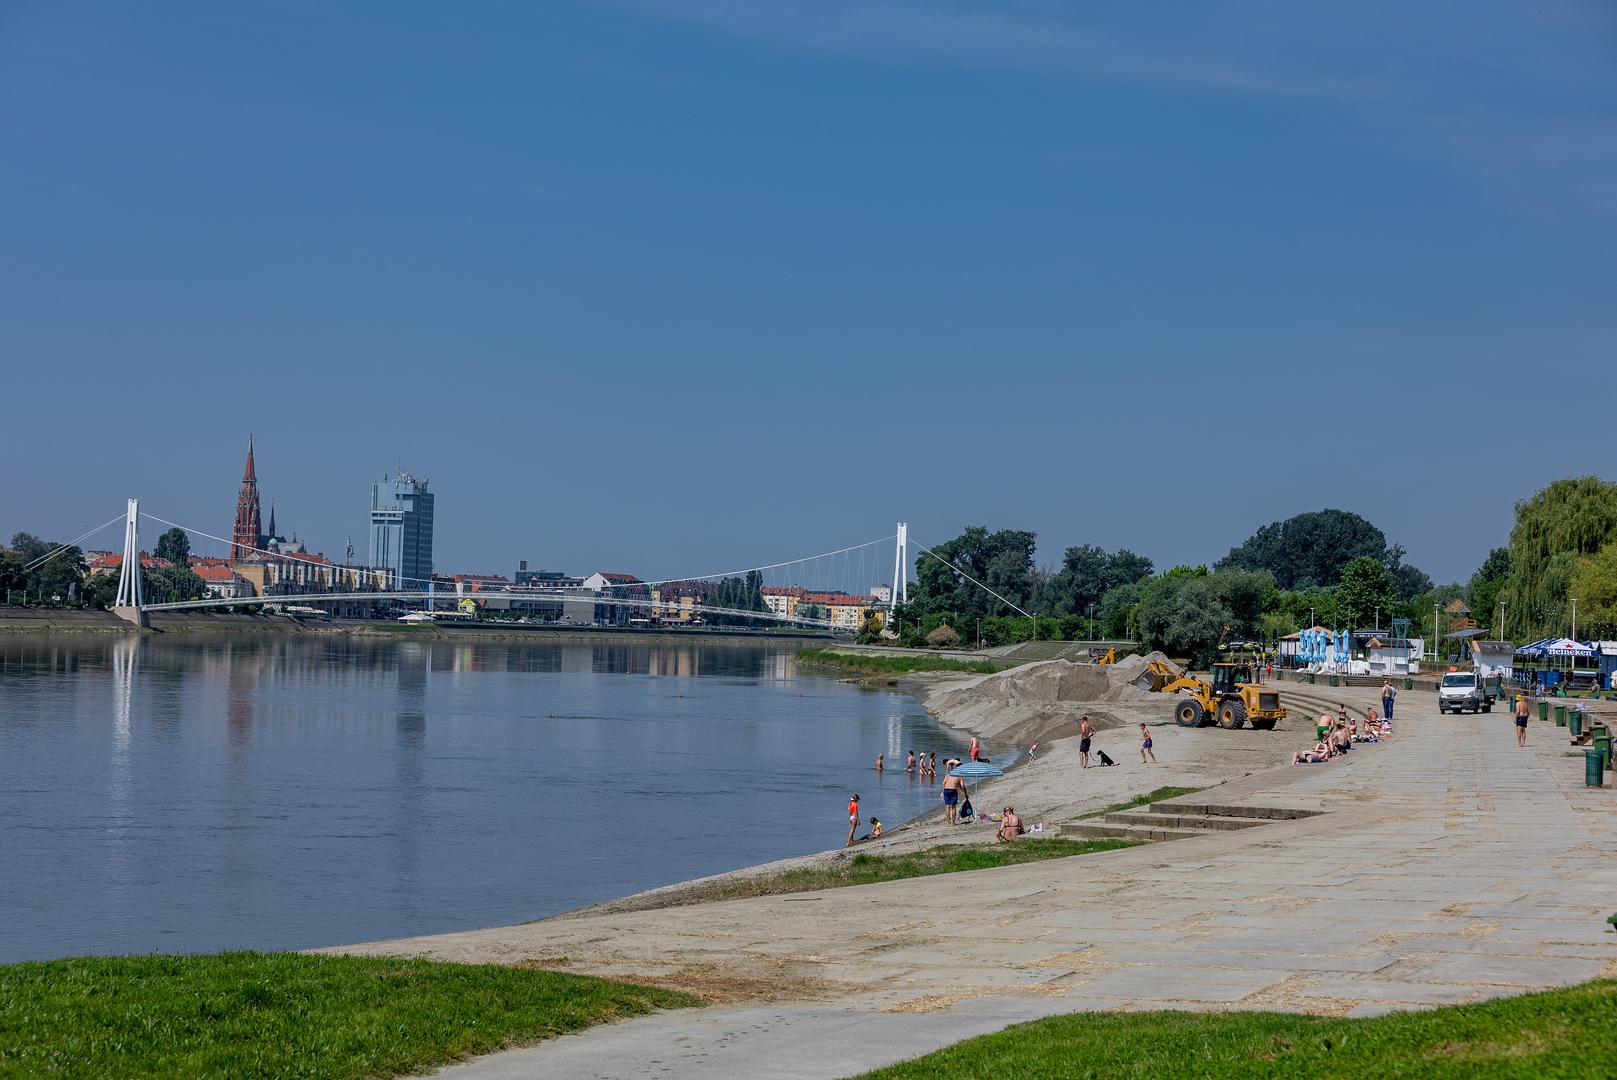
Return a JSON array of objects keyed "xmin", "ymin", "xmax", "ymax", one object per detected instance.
[
  {"xmin": 1090, "ymin": 647, "xmax": 1116, "ymax": 665},
  {"xmin": 1133, "ymin": 659, "xmax": 1286, "ymax": 730}
]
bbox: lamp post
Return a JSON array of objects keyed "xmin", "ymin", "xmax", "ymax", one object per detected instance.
[
  {"xmin": 1498, "ymin": 600, "xmax": 1505, "ymax": 641},
  {"xmin": 1571, "ymin": 597, "xmax": 1579, "ymax": 641},
  {"xmin": 1088, "ymin": 603, "xmax": 1095, "ymax": 639}
]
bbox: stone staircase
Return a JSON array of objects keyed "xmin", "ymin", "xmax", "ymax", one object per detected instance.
[{"xmin": 1060, "ymin": 798, "xmax": 1323, "ymax": 843}]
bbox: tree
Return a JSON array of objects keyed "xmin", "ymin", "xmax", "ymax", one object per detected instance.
[
  {"xmin": 0, "ymin": 550, "xmax": 26, "ymax": 602},
  {"xmin": 856, "ymin": 612, "xmax": 884, "ymax": 644},
  {"xmin": 154, "ymin": 527, "xmax": 191, "ymax": 567},
  {"xmin": 1465, "ymin": 547, "xmax": 1511, "ymax": 632},
  {"xmin": 909, "ymin": 526, "xmax": 1036, "ymax": 618},
  {"xmin": 142, "ymin": 566, "xmax": 208, "ymax": 604},
  {"xmin": 1137, "ymin": 577, "xmax": 1230, "ymax": 667},
  {"xmin": 1044, "ymin": 545, "xmax": 1155, "ymax": 617},
  {"xmin": 1500, "ymin": 477, "xmax": 1617, "ymax": 639},
  {"xmin": 1337, "ymin": 556, "xmax": 1397, "ymax": 627},
  {"xmin": 1098, "ymin": 582, "xmax": 1142, "ymax": 639},
  {"xmin": 1205, "ymin": 568, "xmax": 1275, "ymax": 639},
  {"xmin": 83, "ymin": 571, "xmax": 119, "ymax": 610},
  {"xmin": 1218, "ymin": 510, "xmax": 1387, "ymax": 590},
  {"xmin": 1569, "ymin": 542, "xmax": 1617, "ymax": 639},
  {"xmin": 926, "ymin": 623, "xmax": 960, "ymax": 648}
]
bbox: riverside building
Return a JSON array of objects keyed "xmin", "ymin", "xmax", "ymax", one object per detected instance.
[{"xmin": 369, "ymin": 472, "xmax": 435, "ymax": 591}]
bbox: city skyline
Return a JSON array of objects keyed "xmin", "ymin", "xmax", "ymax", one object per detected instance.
[{"xmin": 4, "ymin": 3, "xmax": 1615, "ymax": 585}]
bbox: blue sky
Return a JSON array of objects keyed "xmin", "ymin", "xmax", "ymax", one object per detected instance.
[{"xmin": 3, "ymin": 1, "xmax": 1614, "ymax": 585}]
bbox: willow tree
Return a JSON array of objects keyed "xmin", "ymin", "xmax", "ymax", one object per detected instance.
[{"xmin": 1501, "ymin": 476, "xmax": 1617, "ymax": 639}]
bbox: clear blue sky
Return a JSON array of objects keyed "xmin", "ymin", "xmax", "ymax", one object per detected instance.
[{"xmin": 3, "ymin": 1, "xmax": 1615, "ymax": 585}]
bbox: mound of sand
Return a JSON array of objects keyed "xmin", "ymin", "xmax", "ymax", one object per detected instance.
[{"xmin": 906, "ymin": 653, "xmax": 1185, "ymax": 748}]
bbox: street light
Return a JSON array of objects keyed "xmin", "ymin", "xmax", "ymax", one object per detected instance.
[{"xmin": 1571, "ymin": 598, "xmax": 1579, "ymax": 641}]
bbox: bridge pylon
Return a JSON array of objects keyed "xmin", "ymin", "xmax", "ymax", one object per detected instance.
[
  {"xmin": 112, "ymin": 498, "xmax": 148, "ymax": 627},
  {"xmin": 890, "ymin": 522, "xmax": 908, "ymax": 612}
]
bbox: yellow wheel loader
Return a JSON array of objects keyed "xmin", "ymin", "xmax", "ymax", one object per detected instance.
[{"xmin": 1134, "ymin": 660, "xmax": 1285, "ymax": 730}]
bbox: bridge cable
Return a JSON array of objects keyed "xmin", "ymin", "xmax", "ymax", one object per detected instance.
[{"xmin": 22, "ymin": 513, "xmax": 128, "ymax": 572}]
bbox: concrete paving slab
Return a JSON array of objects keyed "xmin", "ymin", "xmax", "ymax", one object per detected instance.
[{"xmin": 1404, "ymin": 953, "xmax": 1610, "ymax": 988}]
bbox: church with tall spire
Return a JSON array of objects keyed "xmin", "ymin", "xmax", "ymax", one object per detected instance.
[{"xmin": 231, "ymin": 434, "xmax": 264, "ymax": 560}]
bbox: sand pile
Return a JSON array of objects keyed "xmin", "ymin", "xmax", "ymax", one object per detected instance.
[{"xmin": 906, "ymin": 653, "xmax": 1184, "ymax": 749}]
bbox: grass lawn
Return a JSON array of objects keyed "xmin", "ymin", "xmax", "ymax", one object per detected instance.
[
  {"xmin": 795, "ymin": 647, "xmax": 1010, "ymax": 676},
  {"xmin": 1078, "ymin": 785, "xmax": 1204, "ymax": 819},
  {"xmin": 859, "ymin": 979, "xmax": 1617, "ymax": 1079},
  {"xmin": 0, "ymin": 952, "xmax": 698, "ymax": 1079},
  {"xmin": 684, "ymin": 838, "xmax": 1140, "ymax": 904}
]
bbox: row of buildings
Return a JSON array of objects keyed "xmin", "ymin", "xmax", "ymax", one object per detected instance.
[{"xmin": 83, "ymin": 436, "xmax": 888, "ymax": 630}]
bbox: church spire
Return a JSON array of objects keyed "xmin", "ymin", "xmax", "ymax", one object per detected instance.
[
  {"xmin": 266, "ymin": 499, "xmax": 276, "ymax": 540},
  {"xmin": 231, "ymin": 433, "xmax": 263, "ymax": 561}
]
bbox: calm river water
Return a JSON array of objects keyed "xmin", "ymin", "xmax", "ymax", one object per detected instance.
[{"xmin": 0, "ymin": 634, "xmax": 968, "ymax": 963}]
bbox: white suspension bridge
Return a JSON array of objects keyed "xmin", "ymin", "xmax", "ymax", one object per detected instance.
[{"xmin": 55, "ymin": 503, "xmax": 1035, "ymax": 634}]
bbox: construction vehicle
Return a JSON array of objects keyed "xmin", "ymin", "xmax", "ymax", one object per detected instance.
[
  {"xmin": 1090, "ymin": 647, "xmax": 1116, "ymax": 665},
  {"xmin": 1133, "ymin": 660, "xmax": 1286, "ymax": 730}
]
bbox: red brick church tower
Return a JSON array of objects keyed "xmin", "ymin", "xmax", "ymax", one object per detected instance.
[{"xmin": 231, "ymin": 434, "xmax": 263, "ymax": 560}]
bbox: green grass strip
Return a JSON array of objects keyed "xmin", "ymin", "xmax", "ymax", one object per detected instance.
[
  {"xmin": 1078, "ymin": 785, "xmax": 1205, "ymax": 819},
  {"xmin": 796, "ymin": 647, "xmax": 1008, "ymax": 675},
  {"xmin": 0, "ymin": 952, "xmax": 698, "ymax": 1079},
  {"xmin": 685, "ymin": 838, "xmax": 1139, "ymax": 904},
  {"xmin": 858, "ymin": 979, "xmax": 1617, "ymax": 1079}
]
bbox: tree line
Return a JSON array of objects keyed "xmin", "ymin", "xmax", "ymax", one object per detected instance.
[{"xmin": 887, "ymin": 494, "xmax": 1603, "ymax": 665}]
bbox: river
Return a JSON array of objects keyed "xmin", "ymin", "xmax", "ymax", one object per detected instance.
[{"xmin": 0, "ymin": 634, "xmax": 968, "ymax": 963}]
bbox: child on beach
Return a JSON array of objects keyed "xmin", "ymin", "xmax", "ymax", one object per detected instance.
[{"xmin": 1139, "ymin": 723, "xmax": 1156, "ymax": 764}]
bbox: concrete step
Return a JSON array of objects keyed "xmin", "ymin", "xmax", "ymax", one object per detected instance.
[
  {"xmin": 1106, "ymin": 810, "xmax": 1265, "ymax": 831},
  {"xmin": 1153, "ymin": 802, "xmax": 1322, "ymax": 821},
  {"xmin": 1059, "ymin": 821, "xmax": 1207, "ymax": 842}
]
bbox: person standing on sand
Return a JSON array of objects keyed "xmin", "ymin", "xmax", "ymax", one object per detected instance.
[
  {"xmin": 1139, "ymin": 723, "xmax": 1156, "ymax": 765},
  {"xmin": 1079, "ymin": 716, "xmax": 1095, "ymax": 769},
  {"xmin": 1515, "ymin": 694, "xmax": 1530, "ymax": 747},
  {"xmin": 969, "ymin": 735, "xmax": 980, "ymax": 762},
  {"xmin": 940, "ymin": 769, "xmax": 964, "ymax": 824},
  {"xmin": 1381, "ymin": 679, "xmax": 1396, "ymax": 723},
  {"xmin": 846, "ymin": 794, "xmax": 861, "ymax": 846}
]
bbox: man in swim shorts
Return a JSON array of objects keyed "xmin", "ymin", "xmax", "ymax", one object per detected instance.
[
  {"xmin": 940, "ymin": 771, "xmax": 964, "ymax": 825},
  {"xmin": 1515, "ymin": 695, "xmax": 1530, "ymax": 747},
  {"xmin": 1079, "ymin": 715, "xmax": 1095, "ymax": 769}
]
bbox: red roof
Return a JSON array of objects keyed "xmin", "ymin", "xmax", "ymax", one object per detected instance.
[
  {"xmin": 598, "ymin": 572, "xmax": 641, "ymax": 583},
  {"xmin": 193, "ymin": 565, "xmax": 239, "ymax": 583},
  {"xmin": 762, "ymin": 586, "xmax": 806, "ymax": 596},
  {"xmin": 87, "ymin": 553, "xmax": 173, "ymax": 571},
  {"xmin": 799, "ymin": 592, "xmax": 874, "ymax": 605}
]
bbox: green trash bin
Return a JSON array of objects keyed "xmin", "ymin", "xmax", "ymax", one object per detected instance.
[
  {"xmin": 1329, "ymin": 675, "xmax": 1339, "ymax": 688},
  {"xmin": 1404, "ymin": 678, "xmax": 1413, "ymax": 691},
  {"xmin": 1569, "ymin": 709, "xmax": 1583, "ymax": 738},
  {"xmin": 1555, "ymin": 705, "xmax": 1567, "ymax": 727},
  {"xmin": 1586, "ymin": 749, "xmax": 1605, "ymax": 787},
  {"xmin": 1595, "ymin": 731, "xmax": 1612, "ymax": 772},
  {"xmin": 1540, "ymin": 700, "xmax": 1550, "ymax": 722},
  {"xmin": 1307, "ymin": 673, "xmax": 1316, "ymax": 684}
]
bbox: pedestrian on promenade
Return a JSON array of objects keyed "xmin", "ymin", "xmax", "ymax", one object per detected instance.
[
  {"xmin": 1079, "ymin": 715, "xmax": 1095, "ymax": 769},
  {"xmin": 846, "ymin": 794, "xmax": 860, "ymax": 846},
  {"xmin": 1381, "ymin": 678, "xmax": 1396, "ymax": 723},
  {"xmin": 1139, "ymin": 723, "xmax": 1156, "ymax": 765},
  {"xmin": 1515, "ymin": 695, "xmax": 1530, "ymax": 747}
]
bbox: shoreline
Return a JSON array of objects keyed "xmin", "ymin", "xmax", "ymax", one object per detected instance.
[{"xmin": 0, "ymin": 609, "xmax": 835, "ymax": 645}]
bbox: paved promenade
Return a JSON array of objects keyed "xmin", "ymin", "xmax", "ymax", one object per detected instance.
[{"xmin": 336, "ymin": 698, "xmax": 1617, "ymax": 1079}]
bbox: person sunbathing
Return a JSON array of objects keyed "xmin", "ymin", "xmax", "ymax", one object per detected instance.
[
  {"xmin": 996, "ymin": 807, "xmax": 1024, "ymax": 842},
  {"xmin": 1293, "ymin": 740, "xmax": 1331, "ymax": 764}
]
